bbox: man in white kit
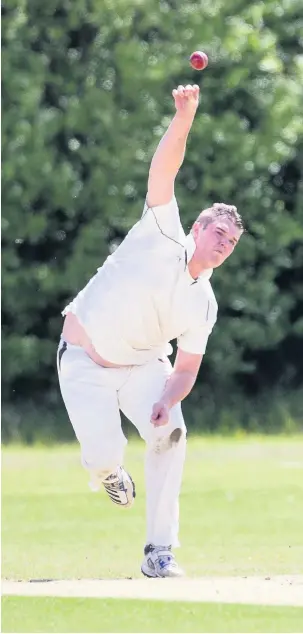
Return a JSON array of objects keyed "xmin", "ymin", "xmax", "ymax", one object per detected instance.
[{"xmin": 57, "ymin": 84, "xmax": 244, "ymax": 578}]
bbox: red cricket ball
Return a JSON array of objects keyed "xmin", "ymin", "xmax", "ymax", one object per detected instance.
[{"xmin": 189, "ymin": 51, "xmax": 208, "ymax": 71}]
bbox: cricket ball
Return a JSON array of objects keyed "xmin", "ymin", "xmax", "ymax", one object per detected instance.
[{"xmin": 189, "ymin": 51, "xmax": 208, "ymax": 71}]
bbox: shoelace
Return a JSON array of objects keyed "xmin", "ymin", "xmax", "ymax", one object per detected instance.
[
  {"xmin": 152, "ymin": 547, "xmax": 174, "ymax": 565},
  {"xmin": 103, "ymin": 474, "xmax": 127, "ymax": 494},
  {"xmin": 152, "ymin": 545, "xmax": 172, "ymax": 554}
]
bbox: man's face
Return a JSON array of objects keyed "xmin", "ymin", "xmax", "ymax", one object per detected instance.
[{"xmin": 192, "ymin": 215, "xmax": 242, "ymax": 268}]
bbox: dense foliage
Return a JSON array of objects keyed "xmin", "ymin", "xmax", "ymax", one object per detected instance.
[{"xmin": 2, "ymin": 0, "xmax": 302, "ymax": 437}]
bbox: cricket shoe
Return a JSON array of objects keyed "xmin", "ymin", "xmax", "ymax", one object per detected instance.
[
  {"xmin": 141, "ymin": 544, "xmax": 184, "ymax": 578},
  {"xmin": 103, "ymin": 467, "xmax": 136, "ymax": 508}
]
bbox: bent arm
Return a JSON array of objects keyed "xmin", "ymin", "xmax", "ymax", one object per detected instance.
[
  {"xmin": 147, "ymin": 85, "xmax": 200, "ymax": 208},
  {"xmin": 159, "ymin": 349, "xmax": 203, "ymax": 409}
]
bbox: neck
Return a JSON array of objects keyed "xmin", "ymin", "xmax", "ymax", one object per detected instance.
[{"xmin": 188, "ymin": 250, "xmax": 209, "ymax": 280}]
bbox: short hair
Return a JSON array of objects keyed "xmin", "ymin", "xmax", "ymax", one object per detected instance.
[{"xmin": 197, "ymin": 203, "xmax": 245, "ymax": 232}]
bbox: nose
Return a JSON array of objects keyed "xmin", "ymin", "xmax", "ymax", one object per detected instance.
[{"xmin": 220, "ymin": 236, "xmax": 229, "ymax": 249}]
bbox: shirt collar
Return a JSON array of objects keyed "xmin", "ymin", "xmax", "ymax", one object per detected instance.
[{"xmin": 184, "ymin": 233, "xmax": 213, "ymax": 281}]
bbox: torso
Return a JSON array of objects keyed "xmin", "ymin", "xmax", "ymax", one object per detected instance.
[
  {"xmin": 62, "ymin": 312, "xmax": 126, "ymax": 367},
  {"xmin": 60, "ymin": 198, "xmax": 216, "ymax": 365}
]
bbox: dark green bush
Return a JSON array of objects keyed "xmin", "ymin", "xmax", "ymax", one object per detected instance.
[{"xmin": 2, "ymin": 0, "xmax": 302, "ymax": 439}]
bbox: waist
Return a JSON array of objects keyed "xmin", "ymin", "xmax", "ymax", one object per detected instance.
[{"xmin": 62, "ymin": 312, "xmax": 127, "ymax": 368}]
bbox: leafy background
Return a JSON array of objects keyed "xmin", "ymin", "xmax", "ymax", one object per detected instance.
[{"xmin": 2, "ymin": 0, "xmax": 303, "ymax": 439}]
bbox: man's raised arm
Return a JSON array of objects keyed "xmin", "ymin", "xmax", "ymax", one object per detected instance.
[{"xmin": 147, "ymin": 84, "xmax": 200, "ymax": 208}]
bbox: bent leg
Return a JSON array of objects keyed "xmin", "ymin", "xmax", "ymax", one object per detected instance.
[{"xmin": 57, "ymin": 341, "xmax": 127, "ymax": 488}]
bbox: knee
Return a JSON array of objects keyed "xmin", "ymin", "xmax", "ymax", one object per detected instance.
[
  {"xmin": 82, "ymin": 446, "xmax": 120, "ymax": 492},
  {"xmin": 80, "ymin": 436, "xmax": 126, "ymax": 473},
  {"xmin": 148, "ymin": 426, "xmax": 187, "ymax": 455},
  {"xmin": 170, "ymin": 428, "xmax": 184, "ymax": 444}
]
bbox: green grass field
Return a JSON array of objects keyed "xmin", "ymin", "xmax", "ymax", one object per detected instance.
[
  {"xmin": 2, "ymin": 436, "xmax": 303, "ymax": 632},
  {"xmin": 2, "ymin": 597, "xmax": 303, "ymax": 633}
]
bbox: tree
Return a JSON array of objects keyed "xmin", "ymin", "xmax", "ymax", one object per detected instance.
[{"xmin": 2, "ymin": 0, "xmax": 302, "ymax": 429}]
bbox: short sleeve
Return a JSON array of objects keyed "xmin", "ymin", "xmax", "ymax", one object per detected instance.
[
  {"xmin": 177, "ymin": 301, "xmax": 217, "ymax": 355},
  {"xmin": 107, "ymin": 195, "xmax": 184, "ymax": 262},
  {"xmin": 140, "ymin": 196, "xmax": 182, "ymax": 241},
  {"xmin": 177, "ymin": 324, "xmax": 211, "ymax": 355}
]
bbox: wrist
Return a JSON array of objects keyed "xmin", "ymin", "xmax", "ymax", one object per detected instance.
[
  {"xmin": 159, "ymin": 395, "xmax": 172, "ymax": 410},
  {"xmin": 174, "ymin": 110, "xmax": 197, "ymax": 128}
]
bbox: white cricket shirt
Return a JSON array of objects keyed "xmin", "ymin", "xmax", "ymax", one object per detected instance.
[{"xmin": 63, "ymin": 198, "xmax": 218, "ymax": 364}]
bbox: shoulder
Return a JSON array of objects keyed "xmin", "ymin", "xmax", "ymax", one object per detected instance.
[
  {"xmin": 142, "ymin": 196, "xmax": 181, "ymax": 230},
  {"xmin": 206, "ymin": 281, "xmax": 218, "ymax": 308},
  {"xmin": 135, "ymin": 195, "xmax": 184, "ymax": 246},
  {"xmin": 110, "ymin": 197, "xmax": 184, "ymax": 261},
  {"xmin": 196, "ymin": 280, "xmax": 218, "ymax": 325},
  {"xmin": 206, "ymin": 283, "xmax": 218, "ymax": 324}
]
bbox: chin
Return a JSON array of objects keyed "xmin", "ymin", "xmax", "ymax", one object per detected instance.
[{"xmin": 210, "ymin": 253, "xmax": 225, "ymax": 268}]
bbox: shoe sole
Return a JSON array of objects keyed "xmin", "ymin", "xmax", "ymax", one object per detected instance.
[
  {"xmin": 141, "ymin": 565, "xmax": 158, "ymax": 578},
  {"xmin": 141, "ymin": 564, "xmax": 184, "ymax": 578},
  {"xmin": 103, "ymin": 472, "xmax": 135, "ymax": 508}
]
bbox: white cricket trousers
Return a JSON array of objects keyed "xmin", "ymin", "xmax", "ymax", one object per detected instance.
[{"xmin": 57, "ymin": 340, "xmax": 187, "ymax": 548}]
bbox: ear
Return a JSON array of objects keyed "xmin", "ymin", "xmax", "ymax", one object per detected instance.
[{"xmin": 191, "ymin": 221, "xmax": 200, "ymax": 242}]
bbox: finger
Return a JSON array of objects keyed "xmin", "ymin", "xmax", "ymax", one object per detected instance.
[
  {"xmin": 177, "ymin": 85, "xmax": 185, "ymax": 96},
  {"xmin": 152, "ymin": 416, "xmax": 162, "ymax": 427},
  {"xmin": 151, "ymin": 413, "xmax": 160, "ymax": 421},
  {"xmin": 153, "ymin": 417, "xmax": 168, "ymax": 427},
  {"xmin": 151, "ymin": 406, "xmax": 162, "ymax": 421},
  {"xmin": 184, "ymin": 84, "xmax": 193, "ymax": 97}
]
